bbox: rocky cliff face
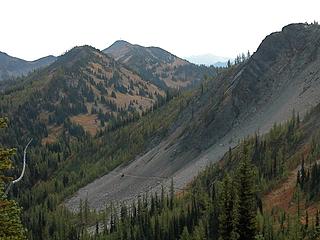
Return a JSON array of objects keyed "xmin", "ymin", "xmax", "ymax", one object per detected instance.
[{"xmin": 188, "ymin": 23, "xmax": 320, "ymax": 147}]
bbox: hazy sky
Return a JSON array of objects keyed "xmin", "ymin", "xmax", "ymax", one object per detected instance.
[{"xmin": 1, "ymin": 0, "xmax": 319, "ymax": 61}]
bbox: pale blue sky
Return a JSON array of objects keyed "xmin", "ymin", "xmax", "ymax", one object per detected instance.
[{"xmin": 1, "ymin": 0, "xmax": 319, "ymax": 60}]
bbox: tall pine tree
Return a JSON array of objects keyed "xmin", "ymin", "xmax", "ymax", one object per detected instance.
[
  {"xmin": 219, "ymin": 174, "xmax": 239, "ymax": 240},
  {"xmin": 236, "ymin": 156, "xmax": 257, "ymax": 240}
]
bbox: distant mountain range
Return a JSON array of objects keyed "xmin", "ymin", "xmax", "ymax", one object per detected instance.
[
  {"xmin": 0, "ymin": 52, "xmax": 56, "ymax": 81},
  {"xmin": 185, "ymin": 53, "xmax": 231, "ymax": 67},
  {"xmin": 0, "ymin": 42, "xmax": 217, "ymax": 88},
  {"xmin": 103, "ymin": 40, "xmax": 216, "ymax": 89}
]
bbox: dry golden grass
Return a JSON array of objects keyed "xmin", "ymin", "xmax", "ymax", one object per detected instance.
[
  {"xmin": 113, "ymin": 92, "xmax": 155, "ymax": 110},
  {"xmin": 71, "ymin": 114, "xmax": 99, "ymax": 135},
  {"xmin": 263, "ymin": 170, "xmax": 297, "ymax": 213},
  {"xmin": 263, "ymin": 161, "xmax": 320, "ymax": 220},
  {"xmin": 164, "ymin": 78, "xmax": 189, "ymax": 89}
]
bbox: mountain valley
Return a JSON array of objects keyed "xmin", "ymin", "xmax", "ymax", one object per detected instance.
[{"xmin": 2, "ymin": 22, "xmax": 320, "ymax": 240}]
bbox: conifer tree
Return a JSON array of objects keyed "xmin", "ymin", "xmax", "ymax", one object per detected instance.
[
  {"xmin": 219, "ymin": 174, "xmax": 239, "ymax": 240},
  {"xmin": 0, "ymin": 118, "xmax": 26, "ymax": 240},
  {"xmin": 180, "ymin": 226, "xmax": 191, "ymax": 240},
  {"xmin": 196, "ymin": 221, "xmax": 207, "ymax": 240},
  {"xmin": 236, "ymin": 157, "xmax": 257, "ymax": 240}
]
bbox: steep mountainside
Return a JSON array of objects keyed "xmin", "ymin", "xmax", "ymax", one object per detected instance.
[
  {"xmin": 67, "ymin": 23, "xmax": 320, "ymax": 211},
  {"xmin": 103, "ymin": 40, "xmax": 216, "ymax": 89},
  {"xmin": 187, "ymin": 23, "xmax": 320, "ymax": 147},
  {"xmin": 85, "ymin": 101, "xmax": 320, "ymax": 240},
  {"xmin": 1, "ymin": 45, "xmax": 165, "ymax": 140},
  {"xmin": 0, "ymin": 51, "xmax": 56, "ymax": 80}
]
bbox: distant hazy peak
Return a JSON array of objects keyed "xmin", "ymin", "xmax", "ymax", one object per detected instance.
[
  {"xmin": 0, "ymin": 51, "xmax": 56, "ymax": 81},
  {"xmin": 103, "ymin": 40, "xmax": 217, "ymax": 89},
  {"xmin": 185, "ymin": 54, "xmax": 230, "ymax": 66},
  {"xmin": 109, "ymin": 40, "xmax": 132, "ymax": 47}
]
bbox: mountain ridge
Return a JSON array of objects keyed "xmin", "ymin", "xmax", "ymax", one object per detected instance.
[
  {"xmin": 1, "ymin": 45, "xmax": 165, "ymax": 139},
  {"xmin": 0, "ymin": 51, "xmax": 56, "ymax": 81},
  {"xmin": 104, "ymin": 40, "xmax": 217, "ymax": 89}
]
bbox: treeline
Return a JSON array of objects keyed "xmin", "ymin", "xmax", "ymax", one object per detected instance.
[
  {"xmin": 226, "ymin": 51, "xmax": 251, "ymax": 68},
  {"xmin": 74, "ymin": 157, "xmax": 258, "ymax": 240}
]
